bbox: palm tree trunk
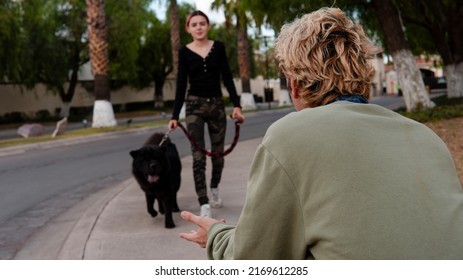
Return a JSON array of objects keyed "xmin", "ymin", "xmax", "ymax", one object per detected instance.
[
  {"xmin": 86, "ymin": 0, "xmax": 116, "ymax": 127},
  {"xmin": 237, "ymin": 13, "xmax": 252, "ymax": 93},
  {"xmin": 169, "ymin": 0, "xmax": 181, "ymax": 77}
]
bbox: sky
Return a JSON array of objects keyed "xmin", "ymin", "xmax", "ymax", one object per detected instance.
[
  {"xmin": 149, "ymin": 0, "xmax": 274, "ymax": 37},
  {"xmin": 193, "ymin": 0, "xmax": 225, "ymax": 23},
  {"xmin": 150, "ymin": 0, "xmax": 224, "ymax": 23}
]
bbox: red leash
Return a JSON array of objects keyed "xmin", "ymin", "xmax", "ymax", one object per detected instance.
[{"xmin": 177, "ymin": 121, "xmax": 241, "ymax": 158}]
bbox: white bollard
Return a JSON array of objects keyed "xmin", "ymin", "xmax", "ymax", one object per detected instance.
[
  {"xmin": 92, "ymin": 100, "xmax": 117, "ymax": 128},
  {"xmin": 279, "ymin": 89, "xmax": 292, "ymax": 106},
  {"xmin": 179, "ymin": 104, "xmax": 186, "ymax": 120},
  {"xmin": 240, "ymin": 93, "xmax": 256, "ymax": 110}
]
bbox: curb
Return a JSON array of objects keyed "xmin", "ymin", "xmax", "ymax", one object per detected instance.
[
  {"xmin": 0, "ymin": 126, "xmax": 160, "ymax": 158},
  {"xmin": 14, "ymin": 178, "xmax": 132, "ymax": 260}
]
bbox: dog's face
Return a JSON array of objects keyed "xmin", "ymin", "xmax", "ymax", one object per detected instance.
[{"xmin": 130, "ymin": 144, "xmax": 167, "ymax": 185}]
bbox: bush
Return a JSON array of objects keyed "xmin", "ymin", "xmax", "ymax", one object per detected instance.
[
  {"xmin": 398, "ymin": 96, "xmax": 463, "ymax": 123},
  {"xmin": 68, "ymin": 107, "xmax": 93, "ymax": 122},
  {"xmin": 35, "ymin": 110, "xmax": 51, "ymax": 119},
  {"xmin": 1, "ymin": 112, "xmax": 28, "ymax": 124},
  {"xmin": 431, "ymin": 95, "xmax": 462, "ymax": 107}
]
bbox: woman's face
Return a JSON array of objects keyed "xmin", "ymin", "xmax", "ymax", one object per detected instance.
[{"xmin": 187, "ymin": 15, "xmax": 210, "ymax": 41}]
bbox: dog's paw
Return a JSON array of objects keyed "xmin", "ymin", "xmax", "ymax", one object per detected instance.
[
  {"xmin": 148, "ymin": 209, "xmax": 158, "ymax": 218},
  {"xmin": 173, "ymin": 206, "xmax": 180, "ymax": 212},
  {"xmin": 165, "ymin": 222, "xmax": 175, "ymax": 228}
]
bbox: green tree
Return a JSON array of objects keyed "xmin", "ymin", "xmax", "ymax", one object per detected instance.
[
  {"xmin": 397, "ymin": 0, "xmax": 463, "ymax": 98},
  {"xmin": 106, "ymin": 0, "xmax": 151, "ymax": 87},
  {"xmin": 0, "ymin": 0, "xmax": 21, "ymax": 83},
  {"xmin": 243, "ymin": 0, "xmax": 435, "ymax": 111},
  {"xmin": 241, "ymin": 0, "xmax": 312, "ymax": 31},
  {"xmin": 134, "ymin": 2, "xmax": 193, "ymax": 107},
  {"xmin": 209, "ymin": 24, "xmax": 239, "ymax": 76},
  {"xmin": 51, "ymin": 0, "xmax": 89, "ymax": 117},
  {"xmin": 11, "ymin": 0, "xmax": 88, "ymax": 118},
  {"xmin": 371, "ymin": 0, "xmax": 434, "ymax": 111},
  {"xmin": 16, "ymin": 1, "xmax": 66, "ymax": 89},
  {"xmin": 4, "ymin": 0, "xmax": 153, "ymax": 119},
  {"xmin": 241, "ymin": 0, "xmax": 315, "ymax": 94},
  {"xmin": 136, "ymin": 14, "xmax": 172, "ymax": 108}
]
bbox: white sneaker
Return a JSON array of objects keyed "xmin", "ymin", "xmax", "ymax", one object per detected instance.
[
  {"xmin": 200, "ymin": 204, "xmax": 211, "ymax": 218},
  {"xmin": 210, "ymin": 188, "xmax": 223, "ymax": 208}
]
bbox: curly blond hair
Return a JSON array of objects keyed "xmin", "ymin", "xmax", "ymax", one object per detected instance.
[{"xmin": 275, "ymin": 7, "xmax": 381, "ymax": 107}]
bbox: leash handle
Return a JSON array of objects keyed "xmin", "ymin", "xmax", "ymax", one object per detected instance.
[
  {"xmin": 229, "ymin": 114, "xmax": 244, "ymax": 125},
  {"xmin": 158, "ymin": 129, "xmax": 171, "ymax": 146}
]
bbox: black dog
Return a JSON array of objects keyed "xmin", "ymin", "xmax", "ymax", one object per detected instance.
[{"xmin": 130, "ymin": 133, "xmax": 181, "ymax": 228}]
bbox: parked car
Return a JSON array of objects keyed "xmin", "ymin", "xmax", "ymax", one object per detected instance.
[
  {"xmin": 433, "ymin": 76, "xmax": 447, "ymax": 89},
  {"xmin": 419, "ymin": 69, "xmax": 447, "ymax": 90},
  {"xmin": 420, "ymin": 69, "xmax": 435, "ymax": 89}
]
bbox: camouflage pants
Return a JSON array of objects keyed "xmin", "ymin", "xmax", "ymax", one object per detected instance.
[{"xmin": 185, "ymin": 95, "xmax": 226, "ymax": 206}]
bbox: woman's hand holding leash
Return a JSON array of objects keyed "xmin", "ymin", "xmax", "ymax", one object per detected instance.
[
  {"xmin": 168, "ymin": 119, "xmax": 178, "ymax": 130},
  {"xmin": 231, "ymin": 107, "xmax": 245, "ymax": 124}
]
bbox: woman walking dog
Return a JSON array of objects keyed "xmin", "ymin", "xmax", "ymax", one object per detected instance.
[{"xmin": 168, "ymin": 10, "xmax": 245, "ymax": 218}]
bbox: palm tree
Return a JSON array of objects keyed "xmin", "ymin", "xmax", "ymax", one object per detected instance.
[
  {"xmin": 168, "ymin": 0, "xmax": 181, "ymax": 77},
  {"xmin": 212, "ymin": 0, "xmax": 252, "ymax": 93},
  {"xmin": 86, "ymin": 0, "xmax": 116, "ymax": 127}
]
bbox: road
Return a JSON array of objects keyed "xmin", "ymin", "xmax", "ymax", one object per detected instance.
[{"xmin": 0, "ymin": 107, "xmax": 293, "ymax": 259}]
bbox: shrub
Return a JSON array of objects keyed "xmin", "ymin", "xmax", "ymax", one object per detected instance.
[
  {"xmin": 398, "ymin": 96, "xmax": 463, "ymax": 123},
  {"xmin": 35, "ymin": 110, "xmax": 51, "ymax": 119},
  {"xmin": 2, "ymin": 112, "xmax": 28, "ymax": 124}
]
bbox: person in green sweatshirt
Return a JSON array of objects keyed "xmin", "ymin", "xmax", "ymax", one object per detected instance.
[{"xmin": 179, "ymin": 7, "xmax": 463, "ymax": 260}]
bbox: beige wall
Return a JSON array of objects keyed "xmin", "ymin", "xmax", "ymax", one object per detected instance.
[
  {"xmin": 0, "ymin": 84, "xmax": 63, "ymax": 117},
  {"xmin": 0, "ymin": 76, "xmax": 283, "ymax": 117},
  {"xmin": 0, "ymin": 80, "xmax": 177, "ymax": 118}
]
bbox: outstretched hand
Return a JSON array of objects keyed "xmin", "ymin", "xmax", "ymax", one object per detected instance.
[{"xmin": 179, "ymin": 211, "xmax": 222, "ymax": 248}]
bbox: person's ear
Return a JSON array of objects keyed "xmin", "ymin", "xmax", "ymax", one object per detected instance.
[{"xmin": 289, "ymin": 79, "xmax": 299, "ymax": 100}]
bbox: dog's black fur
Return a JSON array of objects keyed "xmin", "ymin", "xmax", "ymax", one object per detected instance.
[{"xmin": 130, "ymin": 133, "xmax": 181, "ymax": 228}]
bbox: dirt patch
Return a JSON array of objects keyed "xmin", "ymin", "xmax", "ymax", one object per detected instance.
[{"xmin": 426, "ymin": 117, "xmax": 463, "ymax": 186}]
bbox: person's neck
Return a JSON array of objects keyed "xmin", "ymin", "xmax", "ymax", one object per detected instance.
[{"xmin": 191, "ymin": 38, "xmax": 211, "ymax": 47}]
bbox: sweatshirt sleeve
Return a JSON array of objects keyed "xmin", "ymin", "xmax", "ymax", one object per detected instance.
[
  {"xmin": 206, "ymin": 144, "xmax": 307, "ymax": 259},
  {"xmin": 207, "ymin": 223, "xmax": 236, "ymax": 260},
  {"xmin": 217, "ymin": 41, "xmax": 241, "ymax": 108},
  {"xmin": 171, "ymin": 47, "xmax": 188, "ymax": 120}
]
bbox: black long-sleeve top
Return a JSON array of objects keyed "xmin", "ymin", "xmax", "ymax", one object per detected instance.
[{"xmin": 171, "ymin": 41, "xmax": 241, "ymax": 120}]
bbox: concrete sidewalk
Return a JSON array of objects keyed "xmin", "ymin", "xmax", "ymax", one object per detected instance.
[{"xmin": 14, "ymin": 137, "xmax": 262, "ymax": 260}]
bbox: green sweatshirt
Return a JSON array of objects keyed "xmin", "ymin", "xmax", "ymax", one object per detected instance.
[{"xmin": 207, "ymin": 102, "xmax": 463, "ymax": 259}]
